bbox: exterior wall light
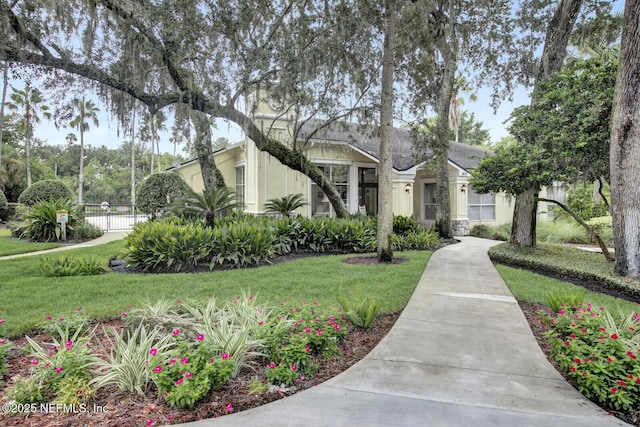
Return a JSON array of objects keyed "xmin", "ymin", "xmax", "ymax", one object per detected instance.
[
  {"xmin": 461, "ymin": 184, "xmax": 467, "ymax": 192},
  {"xmin": 404, "ymin": 183, "xmax": 412, "ymax": 193}
]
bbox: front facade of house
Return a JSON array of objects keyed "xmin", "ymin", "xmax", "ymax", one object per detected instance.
[{"xmin": 172, "ymin": 96, "xmax": 515, "ymax": 235}]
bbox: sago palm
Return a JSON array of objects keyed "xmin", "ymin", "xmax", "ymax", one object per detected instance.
[
  {"xmin": 171, "ymin": 187, "xmax": 237, "ymax": 228},
  {"xmin": 265, "ymin": 193, "xmax": 307, "ymax": 217}
]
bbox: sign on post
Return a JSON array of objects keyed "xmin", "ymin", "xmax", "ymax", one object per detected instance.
[{"xmin": 56, "ymin": 209, "xmax": 68, "ymax": 241}]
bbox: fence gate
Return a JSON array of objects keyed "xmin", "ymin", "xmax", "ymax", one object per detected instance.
[{"xmin": 83, "ymin": 203, "xmax": 149, "ymax": 232}]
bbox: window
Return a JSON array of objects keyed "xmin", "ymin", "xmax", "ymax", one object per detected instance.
[
  {"xmin": 423, "ymin": 183, "xmax": 436, "ymax": 220},
  {"xmin": 468, "ymin": 186, "xmax": 495, "ymax": 221},
  {"xmin": 311, "ymin": 164, "xmax": 350, "ymax": 216},
  {"xmin": 235, "ymin": 166, "xmax": 245, "ymax": 210}
]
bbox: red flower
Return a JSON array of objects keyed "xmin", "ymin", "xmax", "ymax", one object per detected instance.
[
  {"xmin": 610, "ymin": 387, "xmax": 619, "ymax": 394},
  {"xmin": 616, "ymin": 380, "xmax": 627, "ymax": 387},
  {"xmin": 610, "ymin": 333, "xmax": 619, "ymax": 340},
  {"xmin": 627, "ymin": 351, "xmax": 637, "ymax": 360}
]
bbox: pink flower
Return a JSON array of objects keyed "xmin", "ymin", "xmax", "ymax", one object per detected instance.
[
  {"xmin": 146, "ymin": 419, "xmax": 156, "ymax": 426},
  {"xmin": 180, "ymin": 357, "xmax": 188, "ymax": 364},
  {"xmin": 0, "ymin": 319, "xmax": 4, "ymax": 324},
  {"xmin": 304, "ymin": 327, "xmax": 310, "ymax": 333},
  {"xmin": 334, "ymin": 324, "xmax": 340, "ymax": 331},
  {"xmin": 221, "ymin": 353, "xmax": 229, "ymax": 360},
  {"xmin": 169, "ymin": 359, "xmax": 177, "ymax": 364},
  {"xmin": 569, "ymin": 366, "xmax": 577, "ymax": 372},
  {"xmin": 574, "ymin": 358, "xmax": 581, "ymax": 364},
  {"xmin": 610, "ymin": 333, "xmax": 619, "ymax": 340},
  {"xmin": 197, "ymin": 334, "xmax": 204, "ymax": 341},
  {"xmin": 45, "ymin": 315, "xmax": 52, "ymax": 321},
  {"xmin": 184, "ymin": 372, "xmax": 192, "ymax": 378},
  {"xmin": 65, "ymin": 339, "xmax": 73, "ymax": 349},
  {"xmin": 153, "ymin": 366, "xmax": 162, "ymax": 373},
  {"xmin": 173, "ymin": 329, "xmax": 181, "ymax": 336},
  {"xmin": 121, "ymin": 312, "xmax": 128, "ymax": 317},
  {"xmin": 569, "ymin": 333, "xmax": 576, "ymax": 339},
  {"xmin": 291, "ymin": 364, "xmax": 298, "ymax": 371},
  {"xmin": 59, "ymin": 317, "xmax": 65, "ymax": 322},
  {"xmin": 611, "ymin": 387, "xmax": 619, "ymax": 394},
  {"xmin": 269, "ymin": 363, "xmax": 275, "ymax": 369},
  {"xmin": 258, "ymin": 321, "xmax": 264, "ymax": 326},
  {"xmin": 175, "ymin": 378, "xmax": 184, "ymax": 386},
  {"xmin": 167, "ymin": 414, "xmax": 173, "ymax": 421},
  {"xmin": 617, "ymin": 380, "xmax": 627, "ymax": 387},
  {"xmin": 55, "ymin": 367, "xmax": 63, "ymax": 373},
  {"xmin": 76, "ymin": 307, "xmax": 82, "ymax": 312},
  {"xmin": 176, "ymin": 299, "xmax": 182, "ymax": 304},
  {"xmin": 627, "ymin": 351, "xmax": 637, "ymax": 360},
  {"xmin": 30, "ymin": 359, "xmax": 39, "ymax": 365},
  {"xmin": 0, "ymin": 339, "xmax": 5, "ymax": 345},
  {"xmin": 564, "ymin": 341, "xmax": 571, "ymax": 346},
  {"xmin": 149, "ymin": 348, "xmax": 157, "ymax": 356},
  {"xmin": 225, "ymin": 403, "xmax": 233, "ymax": 413}
]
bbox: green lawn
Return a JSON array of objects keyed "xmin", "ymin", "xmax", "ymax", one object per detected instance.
[
  {"xmin": 0, "ymin": 240, "xmax": 431, "ymax": 337},
  {"xmin": 497, "ymin": 264, "xmax": 639, "ymax": 314},
  {"xmin": 0, "ymin": 229, "xmax": 60, "ymax": 256}
]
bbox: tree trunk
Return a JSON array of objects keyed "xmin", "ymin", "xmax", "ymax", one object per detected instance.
[
  {"xmin": 511, "ymin": 188, "xmax": 537, "ymax": 246},
  {"xmin": 78, "ymin": 127, "xmax": 84, "ymax": 204},
  {"xmin": 510, "ymin": 0, "xmax": 583, "ymax": 246},
  {"xmin": 538, "ymin": 197, "xmax": 613, "ymax": 261},
  {"xmin": 610, "ymin": 0, "xmax": 640, "ymax": 278},
  {"xmin": 0, "ymin": 62, "xmax": 8, "ymax": 166},
  {"xmin": 131, "ymin": 108, "xmax": 137, "ymax": 206},
  {"xmin": 377, "ymin": 0, "xmax": 396, "ymax": 262},
  {"xmin": 193, "ymin": 112, "xmax": 223, "ymax": 191},
  {"xmin": 25, "ymin": 104, "xmax": 31, "ymax": 187},
  {"xmin": 434, "ymin": 55, "xmax": 456, "ymax": 240}
]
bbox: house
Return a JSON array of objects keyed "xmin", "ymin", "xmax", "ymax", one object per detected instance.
[{"xmin": 170, "ymin": 95, "xmax": 516, "ymax": 236}]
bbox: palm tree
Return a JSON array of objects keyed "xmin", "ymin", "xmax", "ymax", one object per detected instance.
[
  {"xmin": 265, "ymin": 193, "xmax": 307, "ymax": 217},
  {"xmin": 68, "ymin": 97, "xmax": 99, "ymax": 204},
  {"xmin": 170, "ymin": 187, "xmax": 237, "ymax": 228},
  {"xmin": 140, "ymin": 111, "xmax": 167, "ymax": 174},
  {"xmin": 6, "ymin": 85, "xmax": 51, "ymax": 187}
]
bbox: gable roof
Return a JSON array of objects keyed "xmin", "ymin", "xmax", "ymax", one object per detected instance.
[{"xmin": 298, "ymin": 120, "xmax": 490, "ymax": 171}]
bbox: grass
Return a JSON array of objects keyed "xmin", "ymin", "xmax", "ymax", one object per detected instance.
[
  {"xmin": 496, "ymin": 264, "xmax": 639, "ymax": 314},
  {"xmin": 489, "ymin": 242, "xmax": 640, "ymax": 300},
  {"xmin": 0, "ymin": 228, "xmax": 60, "ymax": 256},
  {"xmin": 0, "ymin": 241, "xmax": 431, "ymax": 337}
]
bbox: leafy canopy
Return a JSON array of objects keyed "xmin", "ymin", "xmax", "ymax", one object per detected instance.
[{"xmin": 470, "ymin": 59, "xmax": 616, "ymax": 196}]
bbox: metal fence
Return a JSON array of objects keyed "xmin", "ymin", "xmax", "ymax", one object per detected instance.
[{"xmin": 83, "ymin": 203, "xmax": 149, "ymax": 232}]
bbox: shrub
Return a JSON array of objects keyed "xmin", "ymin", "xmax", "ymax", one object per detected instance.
[
  {"xmin": 392, "ymin": 230, "xmax": 440, "ymax": 250},
  {"xmin": 39, "ymin": 256, "xmax": 105, "ymax": 277},
  {"xmin": 70, "ymin": 221, "xmax": 103, "ymax": 240},
  {"xmin": 339, "ymin": 284, "xmax": 381, "ymax": 329},
  {"xmin": 136, "ymin": 173, "xmax": 190, "ymax": 218},
  {"xmin": 544, "ymin": 304, "xmax": 640, "ymax": 413},
  {"xmin": 209, "ymin": 221, "xmax": 275, "ymax": 268},
  {"xmin": 537, "ymin": 220, "xmax": 589, "ymax": 244},
  {"xmin": 17, "ymin": 199, "xmax": 82, "ymax": 242},
  {"xmin": 393, "ymin": 215, "xmax": 420, "ymax": 236},
  {"xmin": 554, "ymin": 184, "xmax": 610, "ymax": 222},
  {"xmin": 545, "ymin": 289, "xmax": 584, "ymax": 313},
  {"xmin": 18, "ymin": 180, "xmax": 73, "ymax": 207},
  {"xmin": 92, "ymin": 323, "xmax": 173, "ymax": 396},
  {"xmin": 123, "ymin": 219, "xmax": 214, "ymax": 272},
  {"xmin": 0, "ymin": 338, "xmax": 10, "ymax": 377},
  {"xmin": 150, "ymin": 337, "xmax": 234, "ymax": 408},
  {"xmin": 470, "ymin": 223, "xmax": 510, "ymax": 241},
  {"xmin": 0, "ymin": 190, "xmax": 9, "ymax": 222}
]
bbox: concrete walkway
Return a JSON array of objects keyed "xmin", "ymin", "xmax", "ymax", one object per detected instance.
[
  {"xmin": 0, "ymin": 231, "xmax": 128, "ymax": 260},
  {"xmin": 184, "ymin": 237, "xmax": 629, "ymax": 427}
]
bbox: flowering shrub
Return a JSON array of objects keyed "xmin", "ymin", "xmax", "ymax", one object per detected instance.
[
  {"xmin": 545, "ymin": 304, "xmax": 640, "ymax": 412},
  {"xmin": 262, "ymin": 303, "xmax": 346, "ymax": 385},
  {"xmin": 151, "ymin": 335, "xmax": 234, "ymax": 408},
  {"xmin": 0, "ymin": 337, "xmax": 9, "ymax": 377}
]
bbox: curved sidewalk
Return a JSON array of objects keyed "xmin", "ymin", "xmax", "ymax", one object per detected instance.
[
  {"xmin": 185, "ymin": 237, "xmax": 628, "ymax": 427},
  {"xmin": 0, "ymin": 231, "xmax": 128, "ymax": 260}
]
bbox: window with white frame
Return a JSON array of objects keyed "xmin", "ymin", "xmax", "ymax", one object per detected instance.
[
  {"xmin": 235, "ymin": 166, "xmax": 245, "ymax": 209},
  {"xmin": 468, "ymin": 186, "xmax": 495, "ymax": 221},
  {"xmin": 311, "ymin": 164, "xmax": 350, "ymax": 216}
]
